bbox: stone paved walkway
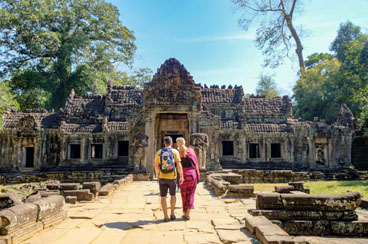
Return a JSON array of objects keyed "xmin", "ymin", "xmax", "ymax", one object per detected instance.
[
  {"xmin": 24, "ymin": 182, "xmax": 259, "ymax": 244},
  {"xmin": 22, "ymin": 181, "xmax": 368, "ymax": 244}
]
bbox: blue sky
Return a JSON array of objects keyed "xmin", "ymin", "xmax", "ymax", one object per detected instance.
[{"xmin": 109, "ymin": 0, "xmax": 368, "ymax": 95}]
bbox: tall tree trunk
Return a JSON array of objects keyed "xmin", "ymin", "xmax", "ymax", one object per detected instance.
[{"xmin": 285, "ymin": 16, "xmax": 306, "ymax": 72}]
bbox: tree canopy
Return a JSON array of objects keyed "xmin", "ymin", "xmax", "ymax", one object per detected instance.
[
  {"xmin": 256, "ymin": 74, "xmax": 280, "ymax": 98},
  {"xmin": 0, "ymin": 0, "xmax": 139, "ymax": 110},
  {"xmin": 232, "ymin": 0, "xmax": 306, "ymax": 71},
  {"xmin": 0, "ymin": 81, "xmax": 19, "ymax": 128},
  {"xmin": 293, "ymin": 21, "xmax": 368, "ymax": 126}
]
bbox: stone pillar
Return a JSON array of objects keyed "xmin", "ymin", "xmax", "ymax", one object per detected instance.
[
  {"xmin": 145, "ymin": 113, "xmax": 155, "ymax": 175},
  {"xmin": 308, "ymin": 137, "xmax": 315, "ymax": 169}
]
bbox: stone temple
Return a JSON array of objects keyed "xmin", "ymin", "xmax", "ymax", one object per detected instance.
[{"xmin": 0, "ymin": 58, "xmax": 356, "ymax": 175}]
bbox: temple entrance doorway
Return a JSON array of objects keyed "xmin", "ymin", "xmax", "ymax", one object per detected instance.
[
  {"xmin": 24, "ymin": 147, "xmax": 34, "ymax": 168},
  {"xmin": 155, "ymin": 113, "xmax": 189, "ymax": 152},
  {"xmin": 163, "ymin": 134, "xmax": 184, "ymax": 149}
]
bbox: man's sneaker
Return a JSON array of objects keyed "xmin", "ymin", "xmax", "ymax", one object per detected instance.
[{"xmin": 170, "ymin": 215, "xmax": 176, "ymax": 221}]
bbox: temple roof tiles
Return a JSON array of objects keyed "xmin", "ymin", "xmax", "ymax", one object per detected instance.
[
  {"xmin": 107, "ymin": 88, "xmax": 143, "ymax": 106},
  {"xmin": 60, "ymin": 122, "xmax": 102, "ymax": 133},
  {"xmin": 245, "ymin": 123, "xmax": 290, "ymax": 133},
  {"xmin": 243, "ymin": 97, "xmax": 288, "ymax": 114},
  {"xmin": 2, "ymin": 111, "xmax": 61, "ymax": 129}
]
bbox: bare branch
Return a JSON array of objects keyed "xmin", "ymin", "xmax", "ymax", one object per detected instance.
[{"xmin": 290, "ymin": 0, "xmax": 297, "ymax": 16}]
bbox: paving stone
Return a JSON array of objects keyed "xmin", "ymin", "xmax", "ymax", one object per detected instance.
[
  {"xmin": 216, "ymin": 229, "xmax": 254, "ymax": 244},
  {"xmin": 211, "ymin": 218, "xmax": 242, "ymax": 230},
  {"xmin": 90, "ymin": 227, "xmax": 127, "ymax": 244},
  {"xmin": 184, "ymin": 232, "xmax": 222, "ymax": 244},
  {"xmin": 120, "ymin": 229, "xmax": 152, "ymax": 244}
]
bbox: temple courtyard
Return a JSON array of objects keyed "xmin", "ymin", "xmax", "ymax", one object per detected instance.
[{"xmin": 21, "ymin": 181, "xmax": 368, "ymax": 244}]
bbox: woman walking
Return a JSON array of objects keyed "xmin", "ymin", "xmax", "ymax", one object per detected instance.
[{"xmin": 176, "ymin": 137, "xmax": 200, "ymax": 220}]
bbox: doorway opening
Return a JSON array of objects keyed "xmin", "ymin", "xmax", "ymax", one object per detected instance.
[
  {"xmin": 155, "ymin": 113, "xmax": 189, "ymax": 152},
  {"xmin": 25, "ymin": 147, "xmax": 34, "ymax": 168},
  {"xmin": 164, "ymin": 134, "xmax": 184, "ymax": 149}
]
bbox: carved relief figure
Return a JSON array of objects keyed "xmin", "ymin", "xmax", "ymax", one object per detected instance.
[
  {"xmin": 190, "ymin": 133, "xmax": 209, "ymax": 171},
  {"xmin": 315, "ymin": 144, "xmax": 326, "ymax": 165},
  {"xmin": 132, "ymin": 134, "xmax": 149, "ymax": 170}
]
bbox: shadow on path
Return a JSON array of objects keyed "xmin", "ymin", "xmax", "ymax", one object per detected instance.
[{"xmin": 104, "ymin": 219, "xmax": 172, "ymax": 230}]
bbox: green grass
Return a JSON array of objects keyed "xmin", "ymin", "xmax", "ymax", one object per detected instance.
[
  {"xmin": 304, "ymin": 180, "xmax": 368, "ymax": 197},
  {"xmin": 245, "ymin": 180, "xmax": 368, "ymax": 197}
]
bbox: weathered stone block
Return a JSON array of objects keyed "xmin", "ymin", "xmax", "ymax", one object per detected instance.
[
  {"xmin": 244, "ymin": 215, "xmax": 272, "ymax": 234},
  {"xmin": 0, "ymin": 203, "xmax": 38, "ymax": 235},
  {"xmin": 249, "ymin": 209, "xmax": 358, "ymax": 221},
  {"xmin": 275, "ymin": 185, "xmax": 294, "ymax": 193},
  {"xmin": 113, "ymin": 179, "xmax": 126, "ymax": 189},
  {"xmin": 221, "ymin": 173, "xmax": 242, "ymax": 184},
  {"xmin": 281, "ymin": 192, "xmax": 361, "ymax": 211},
  {"xmin": 282, "ymin": 220, "xmax": 313, "ymax": 235},
  {"xmin": 255, "ymin": 221, "xmax": 294, "ymax": 244},
  {"xmin": 82, "ymin": 182, "xmax": 101, "ymax": 196},
  {"xmin": 0, "ymin": 193, "xmax": 23, "ymax": 210},
  {"xmin": 361, "ymin": 198, "xmax": 368, "ymax": 209},
  {"xmin": 66, "ymin": 196, "xmax": 77, "ymax": 204},
  {"xmin": 41, "ymin": 210, "xmax": 67, "ymax": 229},
  {"xmin": 99, "ymin": 183, "xmax": 114, "ymax": 196},
  {"xmin": 63, "ymin": 189, "xmax": 94, "ymax": 201},
  {"xmin": 282, "ymin": 220, "xmax": 330, "ymax": 236},
  {"xmin": 288, "ymin": 182, "xmax": 304, "ymax": 191},
  {"xmin": 60, "ymin": 183, "xmax": 80, "ymax": 191},
  {"xmin": 330, "ymin": 219, "xmax": 368, "ymax": 235},
  {"xmin": 227, "ymin": 185, "xmax": 254, "ymax": 197},
  {"xmin": 39, "ymin": 190, "xmax": 61, "ymax": 197},
  {"xmin": 25, "ymin": 194, "xmax": 42, "ymax": 203},
  {"xmin": 256, "ymin": 193, "xmax": 283, "ymax": 210},
  {"xmin": 46, "ymin": 184, "xmax": 60, "ymax": 191},
  {"xmin": 10, "ymin": 221, "xmax": 43, "ymax": 244},
  {"xmin": 32, "ymin": 195, "xmax": 65, "ymax": 220}
]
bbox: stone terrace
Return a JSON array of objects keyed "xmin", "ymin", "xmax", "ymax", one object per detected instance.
[{"xmin": 22, "ymin": 181, "xmax": 368, "ymax": 244}]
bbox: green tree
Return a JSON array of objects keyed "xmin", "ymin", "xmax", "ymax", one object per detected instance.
[
  {"xmin": 0, "ymin": 0, "xmax": 136, "ymax": 110},
  {"xmin": 330, "ymin": 21, "xmax": 363, "ymax": 62},
  {"xmin": 293, "ymin": 58, "xmax": 341, "ymax": 123},
  {"xmin": 293, "ymin": 22, "xmax": 368, "ymax": 126},
  {"xmin": 305, "ymin": 53, "xmax": 333, "ymax": 69},
  {"xmin": 232, "ymin": 0, "xmax": 306, "ymax": 71},
  {"xmin": 0, "ymin": 81, "xmax": 19, "ymax": 128},
  {"xmin": 256, "ymin": 74, "xmax": 280, "ymax": 98}
]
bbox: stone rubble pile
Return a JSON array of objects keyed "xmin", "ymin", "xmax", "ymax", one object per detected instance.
[
  {"xmin": 0, "ymin": 174, "xmax": 134, "ymax": 244},
  {"xmin": 0, "ymin": 195, "xmax": 66, "ymax": 243},
  {"xmin": 249, "ymin": 190, "xmax": 368, "ymax": 236},
  {"xmin": 205, "ymin": 173, "xmax": 254, "ymax": 197}
]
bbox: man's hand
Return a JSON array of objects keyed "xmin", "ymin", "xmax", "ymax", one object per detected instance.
[{"xmin": 179, "ymin": 176, "xmax": 184, "ymax": 185}]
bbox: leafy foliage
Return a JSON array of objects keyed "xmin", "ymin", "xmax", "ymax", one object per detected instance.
[
  {"xmin": 293, "ymin": 22, "xmax": 368, "ymax": 126},
  {"xmin": 256, "ymin": 74, "xmax": 280, "ymax": 98},
  {"xmin": 232, "ymin": 0, "xmax": 306, "ymax": 71},
  {"xmin": 293, "ymin": 58, "xmax": 341, "ymax": 123},
  {"xmin": 0, "ymin": 81, "xmax": 19, "ymax": 128},
  {"xmin": 0, "ymin": 0, "xmax": 138, "ymax": 110}
]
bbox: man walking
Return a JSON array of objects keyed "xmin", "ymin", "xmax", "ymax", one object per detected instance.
[{"xmin": 155, "ymin": 136, "xmax": 184, "ymax": 222}]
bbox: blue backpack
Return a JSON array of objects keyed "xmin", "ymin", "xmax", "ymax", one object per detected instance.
[{"xmin": 160, "ymin": 148, "xmax": 175, "ymax": 173}]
